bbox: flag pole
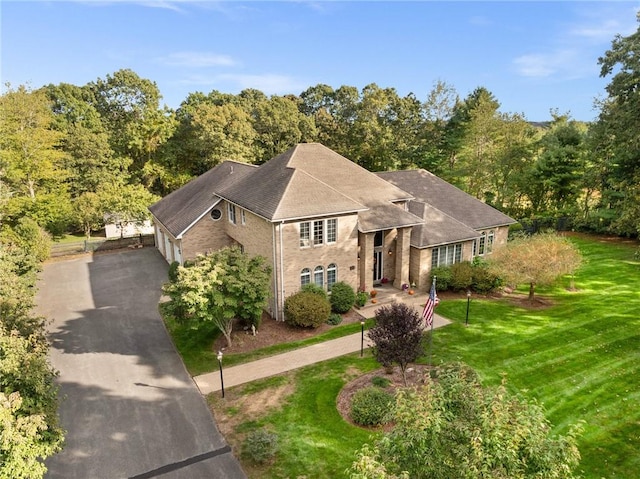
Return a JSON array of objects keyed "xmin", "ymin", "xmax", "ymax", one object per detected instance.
[{"xmin": 428, "ymin": 276, "xmax": 436, "ymax": 368}]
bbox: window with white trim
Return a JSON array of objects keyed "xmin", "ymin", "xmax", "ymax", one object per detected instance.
[
  {"xmin": 327, "ymin": 263, "xmax": 337, "ymax": 290},
  {"xmin": 326, "ymin": 219, "xmax": 337, "ymax": 243},
  {"xmin": 431, "ymin": 244, "xmax": 463, "ymax": 268},
  {"xmin": 313, "ymin": 266, "xmax": 324, "ymax": 287},
  {"xmin": 313, "ymin": 220, "xmax": 324, "ymax": 246},
  {"xmin": 300, "ymin": 222, "xmax": 310, "ymax": 247},
  {"xmin": 300, "ymin": 218, "xmax": 338, "ymax": 248},
  {"xmin": 300, "ymin": 268, "xmax": 311, "ymax": 286},
  {"xmin": 227, "ymin": 203, "xmax": 236, "ymax": 224},
  {"xmin": 241, "ymin": 209, "xmax": 246, "ymax": 225},
  {"xmin": 478, "ymin": 232, "xmax": 486, "ymax": 255},
  {"xmin": 487, "ymin": 230, "xmax": 494, "ymax": 253},
  {"xmin": 210, "ymin": 208, "xmax": 222, "ymax": 221}
]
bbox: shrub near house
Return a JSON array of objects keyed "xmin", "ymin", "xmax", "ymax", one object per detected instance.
[{"xmin": 284, "ymin": 291, "xmax": 330, "ymax": 328}]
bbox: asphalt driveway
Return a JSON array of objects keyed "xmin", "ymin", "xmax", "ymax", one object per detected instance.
[{"xmin": 36, "ymin": 248, "xmax": 246, "ymax": 479}]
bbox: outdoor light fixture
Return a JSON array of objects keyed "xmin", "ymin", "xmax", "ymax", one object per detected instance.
[
  {"xmin": 388, "ymin": 249, "xmax": 393, "ymax": 255},
  {"xmin": 217, "ymin": 350, "xmax": 225, "ymax": 398}
]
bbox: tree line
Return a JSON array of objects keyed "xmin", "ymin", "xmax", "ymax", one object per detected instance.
[{"xmin": 2, "ymin": 16, "xmax": 640, "ymax": 243}]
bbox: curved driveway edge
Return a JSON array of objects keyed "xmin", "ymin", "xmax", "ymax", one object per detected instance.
[{"xmin": 36, "ymin": 248, "xmax": 246, "ymax": 479}]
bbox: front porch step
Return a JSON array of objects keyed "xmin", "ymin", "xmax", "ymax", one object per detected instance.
[{"xmin": 370, "ymin": 286, "xmax": 422, "ymax": 307}]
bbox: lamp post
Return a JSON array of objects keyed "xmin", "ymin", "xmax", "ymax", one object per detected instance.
[
  {"xmin": 465, "ymin": 289, "xmax": 471, "ymax": 327},
  {"xmin": 217, "ymin": 350, "xmax": 225, "ymax": 398},
  {"xmin": 360, "ymin": 320, "xmax": 365, "ymax": 357}
]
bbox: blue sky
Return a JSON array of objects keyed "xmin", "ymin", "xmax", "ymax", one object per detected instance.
[{"xmin": 2, "ymin": 1, "xmax": 639, "ymax": 121}]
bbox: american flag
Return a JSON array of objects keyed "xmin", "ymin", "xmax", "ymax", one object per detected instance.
[{"xmin": 422, "ymin": 280, "xmax": 439, "ymax": 327}]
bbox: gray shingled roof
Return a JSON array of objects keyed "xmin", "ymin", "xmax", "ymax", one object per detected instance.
[
  {"xmin": 217, "ymin": 145, "xmax": 367, "ymax": 220},
  {"xmin": 149, "ymin": 161, "xmax": 256, "ymax": 237},
  {"xmin": 358, "ymin": 202, "xmax": 424, "ymax": 233},
  {"xmin": 286, "ymin": 143, "xmax": 413, "ymax": 205},
  {"xmin": 151, "ymin": 146, "xmax": 515, "ymax": 246},
  {"xmin": 408, "ymin": 201, "xmax": 480, "ymax": 248},
  {"xmin": 377, "ymin": 170, "xmax": 516, "ymax": 230}
]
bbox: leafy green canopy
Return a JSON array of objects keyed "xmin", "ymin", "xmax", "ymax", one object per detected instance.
[
  {"xmin": 163, "ymin": 247, "xmax": 271, "ymax": 347},
  {"xmin": 350, "ymin": 363, "xmax": 582, "ymax": 479},
  {"xmin": 0, "ymin": 227, "xmax": 63, "ymax": 478}
]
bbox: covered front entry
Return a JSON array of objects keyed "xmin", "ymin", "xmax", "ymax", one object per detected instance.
[{"xmin": 359, "ymin": 227, "xmax": 411, "ymax": 294}]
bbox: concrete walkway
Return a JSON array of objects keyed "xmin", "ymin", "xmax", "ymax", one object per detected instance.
[{"xmin": 194, "ymin": 294, "xmax": 450, "ymax": 395}]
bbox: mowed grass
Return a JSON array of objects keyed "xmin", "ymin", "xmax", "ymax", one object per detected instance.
[
  {"xmin": 208, "ymin": 356, "xmax": 381, "ymax": 479},
  {"xmin": 432, "ymin": 235, "xmax": 640, "ymax": 479},
  {"xmin": 163, "ymin": 300, "xmax": 375, "ymax": 376},
  {"xmin": 182, "ymin": 235, "xmax": 638, "ymax": 478}
]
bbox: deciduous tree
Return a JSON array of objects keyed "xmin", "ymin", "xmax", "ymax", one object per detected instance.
[
  {"xmin": 163, "ymin": 247, "xmax": 271, "ymax": 347},
  {"xmin": 594, "ymin": 14, "xmax": 640, "ymax": 235},
  {"xmin": 489, "ymin": 233, "xmax": 582, "ymax": 300},
  {"xmin": 349, "ymin": 363, "xmax": 582, "ymax": 479},
  {"xmin": 367, "ymin": 302, "xmax": 424, "ymax": 385},
  {"xmin": 0, "ymin": 85, "xmax": 66, "ymax": 200}
]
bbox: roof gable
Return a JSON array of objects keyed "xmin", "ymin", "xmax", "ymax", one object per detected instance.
[
  {"xmin": 149, "ymin": 161, "xmax": 256, "ymax": 237},
  {"xmin": 286, "ymin": 143, "xmax": 412, "ymax": 206}
]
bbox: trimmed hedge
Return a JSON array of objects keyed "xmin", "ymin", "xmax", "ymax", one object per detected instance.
[
  {"xmin": 450, "ymin": 261, "xmax": 473, "ymax": 291},
  {"xmin": 329, "ymin": 281, "xmax": 356, "ymax": 313},
  {"xmin": 301, "ymin": 283, "xmax": 328, "ymax": 300},
  {"xmin": 355, "ymin": 291, "xmax": 368, "ymax": 307},
  {"xmin": 432, "ymin": 260, "xmax": 503, "ymax": 294},
  {"xmin": 284, "ymin": 291, "xmax": 331, "ymax": 328}
]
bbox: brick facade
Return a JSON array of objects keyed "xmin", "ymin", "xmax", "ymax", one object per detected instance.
[{"xmin": 181, "ymin": 209, "xmax": 235, "ymax": 260}]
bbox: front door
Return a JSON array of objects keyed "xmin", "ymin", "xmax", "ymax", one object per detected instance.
[{"xmin": 373, "ymin": 248, "xmax": 383, "ymax": 283}]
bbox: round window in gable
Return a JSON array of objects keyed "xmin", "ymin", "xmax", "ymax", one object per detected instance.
[{"xmin": 210, "ymin": 208, "xmax": 222, "ymax": 221}]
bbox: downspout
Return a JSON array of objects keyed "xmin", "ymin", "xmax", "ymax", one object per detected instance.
[
  {"xmin": 279, "ymin": 221, "xmax": 285, "ymax": 321},
  {"xmin": 272, "ymin": 222, "xmax": 279, "ymax": 321}
]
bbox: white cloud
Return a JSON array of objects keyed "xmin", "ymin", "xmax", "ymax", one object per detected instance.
[
  {"xmin": 218, "ymin": 73, "xmax": 308, "ymax": 95},
  {"xmin": 513, "ymin": 4, "xmax": 639, "ymax": 80},
  {"xmin": 570, "ymin": 19, "xmax": 630, "ymax": 42},
  {"xmin": 176, "ymin": 72, "xmax": 307, "ymax": 95},
  {"xmin": 159, "ymin": 52, "xmax": 236, "ymax": 67},
  {"xmin": 513, "ymin": 50, "xmax": 576, "ymax": 78}
]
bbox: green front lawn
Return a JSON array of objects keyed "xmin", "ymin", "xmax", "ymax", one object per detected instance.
[
  {"xmin": 432, "ymin": 235, "xmax": 639, "ymax": 479},
  {"xmin": 162, "ymin": 304, "xmax": 374, "ymax": 376},
  {"xmin": 169, "ymin": 235, "xmax": 639, "ymax": 478}
]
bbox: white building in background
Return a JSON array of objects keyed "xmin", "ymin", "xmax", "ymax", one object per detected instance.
[{"xmin": 104, "ymin": 218, "xmax": 155, "ymax": 239}]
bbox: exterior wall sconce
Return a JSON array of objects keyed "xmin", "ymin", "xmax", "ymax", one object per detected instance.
[{"xmin": 388, "ymin": 249, "xmax": 393, "ymax": 255}]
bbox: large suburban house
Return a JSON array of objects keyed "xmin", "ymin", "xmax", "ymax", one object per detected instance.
[{"xmin": 149, "ymin": 143, "xmax": 516, "ymax": 320}]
